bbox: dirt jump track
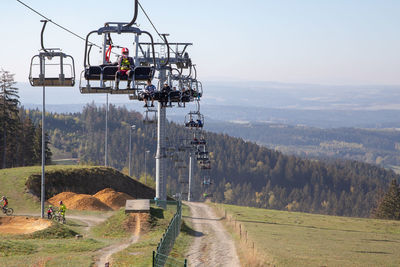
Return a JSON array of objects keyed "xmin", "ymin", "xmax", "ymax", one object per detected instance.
[{"xmin": 0, "ymin": 216, "xmax": 51, "ymax": 234}]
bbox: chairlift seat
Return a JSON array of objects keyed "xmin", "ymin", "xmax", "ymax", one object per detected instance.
[
  {"xmin": 84, "ymin": 64, "xmax": 153, "ymax": 81},
  {"xmin": 134, "ymin": 66, "xmax": 154, "ymax": 81},
  {"xmin": 31, "ymin": 77, "xmax": 75, "ymax": 87}
]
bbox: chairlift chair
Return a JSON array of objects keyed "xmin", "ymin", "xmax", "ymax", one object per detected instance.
[
  {"xmin": 200, "ymin": 160, "xmax": 211, "ymax": 169},
  {"xmin": 184, "ymin": 112, "xmax": 204, "ymax": 129},
  {"xmin": 79, "ymin": 4, "xmax": 156, "ymax": 95},
  {"xmin": 143, "ymin": 108, "xmax": 157, "ymax": 124},
  {"xmin": 29, "ymin": 20, "xmax": 75, "ymax": 87}
]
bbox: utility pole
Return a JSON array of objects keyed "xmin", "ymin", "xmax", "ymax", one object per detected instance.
[
  {"xmin": 40, "ymin": 56, "xmax": 46, "ymax": 218},
  {"xmin": 105, "ymin": 93, "xmax": 108, "ymax": 166},
  {"xmin": 145, "ymin": 150, "xmax": 150, "ymax": 184},
  {"xmin": 188, "ymin": 150, "xmax": 194, "ymax": 202},
  {"xmin": 129, "ymin": 125, "xmax": 136, "ymax": 176},
  {"xmin": 103, "ymin": 32, "xmax": 108, "ymax": 167}
]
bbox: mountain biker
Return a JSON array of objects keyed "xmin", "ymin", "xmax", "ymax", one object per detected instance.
[
  {"xmin": 47, "ymin": 205, "xmax": 54, "ymax": 219},
  {"xmin": 1, "ymin": 196, "xmax": 8, "ymax": 211},
  {"xmin": 59, "ymin": 201, "xmax": 66, "ymax": 219}
]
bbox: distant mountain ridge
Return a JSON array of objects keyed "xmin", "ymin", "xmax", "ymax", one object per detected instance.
[{"xmin": 18, "ymin": 81, "xmax": 400, "ymax": 128}]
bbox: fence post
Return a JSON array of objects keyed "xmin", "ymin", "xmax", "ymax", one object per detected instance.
[{"xmin": 239, "ymin": 224, "xmax": 242, "ymax": 239}]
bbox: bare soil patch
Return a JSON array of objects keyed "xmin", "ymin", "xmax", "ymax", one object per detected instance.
[
  {"xmin": 94, "ymin": 188, "xmax": 134, "ymax": 210},
  {"xmin": 0, "ymin": 216, "xmax": 51, "ymax": 234},
  {"xmin": 49, "ymin": 192, "xmax": 112, "ymax": 211},
  {"xmin": 48, "ymin": 188, "xmax": 134, "ymax": 211}
]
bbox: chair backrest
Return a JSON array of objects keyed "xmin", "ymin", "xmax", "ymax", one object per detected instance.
[{"xmin": 134, "ymin": 66, "xmax": 153, "ymax": 81}]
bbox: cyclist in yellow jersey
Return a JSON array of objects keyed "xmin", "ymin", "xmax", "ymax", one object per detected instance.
[{"xmin": 59, "ymin": 201, "xmax": 66, "ymax": 219}]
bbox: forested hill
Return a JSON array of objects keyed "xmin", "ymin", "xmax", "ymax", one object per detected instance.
[{"xmin": 27, "ymin": 104, "xmax": 399, "ymax": 218}]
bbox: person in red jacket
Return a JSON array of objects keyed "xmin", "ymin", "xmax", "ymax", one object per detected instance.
[{"xmin": 1, "ymin": 196, "xmax": 8, "ymax": 212}]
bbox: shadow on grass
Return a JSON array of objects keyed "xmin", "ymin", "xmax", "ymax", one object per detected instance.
[
  {"xmin": 181, "ymin": 220, "xmax": 204, "ymax": 237},
  {"xmin": 354, "ymin": 250, "xmax": 391, "ymax": 254},
  {"xmin": 362, "ymin": 239, "xmax": 399, "ymax": 243},
  {"xmin": 150, "ymin": 207, "xmax": 164, "ymax": 219}
]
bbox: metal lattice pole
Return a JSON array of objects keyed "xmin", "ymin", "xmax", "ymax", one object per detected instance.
[{"xmin": 156, "ymin": 69, "xmax": 167, "ymax": 203}]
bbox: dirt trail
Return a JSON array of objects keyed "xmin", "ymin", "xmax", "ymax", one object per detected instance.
[
  {"xmin": 95, "ymin": 213, "xmax": 142, "ymax": 267},
  {"xmin": 185, "ymin": 202, "xmax": 241, "ymax": 267},
  {"xmin": 0, "ymin": 217, "xmax": 51, "ymax": 234}
]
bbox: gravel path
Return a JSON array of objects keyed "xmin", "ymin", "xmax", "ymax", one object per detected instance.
[{"xmin": 185, "ymin": 202, "xmax": 241, "ymax": 267}]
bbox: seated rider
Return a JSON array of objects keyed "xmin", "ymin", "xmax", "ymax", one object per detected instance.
[
  {"xmin": 144, "ymin": 79, "xmax": 156, "ymax": 107},
  {"xmin": 1, "ymin": 196, "xmax": 8, "ymax": 211},
  {"xmin": 197, "ymin": 119, "xmax": 203, "ymax": 128},
  {"xmin": 115, "ymin": 48, "xmax": 135, "ymax": 89},
  {"xmin": 59, "ymin": 201, "xmax": 66, "ymax": 219},
  {"xmin": 186, "ymin": 118, "xmax": 195, "ymax": 127},
  {"xmin": 161, "ymin": 82, "xmax": 172, "ymax": 107},
  {"xmin": 189, "ymin": 118, "xmax": 197, "ymax": 127}
]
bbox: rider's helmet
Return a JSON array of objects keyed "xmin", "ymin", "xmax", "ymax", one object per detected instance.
[
  {"xmin": 59, "ymin": 201, "xmax": 63, "ymax": 205},
  {"xmin": 122, "ymin": 47, "xmax": 129, "ymax": 54}
]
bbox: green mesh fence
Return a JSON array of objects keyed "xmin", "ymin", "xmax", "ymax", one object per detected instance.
[{"xmin": 152, "ymin": 200, "xmax": 187, "ymax": 267}]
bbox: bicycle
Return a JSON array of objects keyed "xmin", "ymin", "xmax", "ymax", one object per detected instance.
[
  {"xmin": 1, "ymin": 206, "xmax": 13, "ymax": 216},
  {"xmin": 52, "ymin": 210, "xmax": 66, "ymax": 224}
]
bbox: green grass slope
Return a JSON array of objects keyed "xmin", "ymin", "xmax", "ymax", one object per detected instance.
[
  {"xmin": 216, "ymin": 204, "xmax": 400, "ymax": 267},
  {"xmin": 0, "ymin": 165, "xmax": 155, "ymax": 213},
  {"xmin": 0, "ymin": 165, "xmax": 86, "ymax": 213}
]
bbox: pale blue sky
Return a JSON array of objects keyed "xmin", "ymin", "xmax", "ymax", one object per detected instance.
[{"xmin": 1, "ymin": 0, "xmax": 399, "ymax": 85}]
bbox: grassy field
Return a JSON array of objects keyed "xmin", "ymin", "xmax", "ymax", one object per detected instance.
[
  {"xmin": 215, "ymin": 204, "xmax": 400, "ymax": 267},
  {"xmin": 0, "ymin": 166, "xmax": 191, "ymax": 266},
  {"xmin": 0, "ymin": 218, "xmax": 108, "ymax": 267},
  {"xmin": 0, "ymin": 165, "xmax": 99, "ymax": 213}
]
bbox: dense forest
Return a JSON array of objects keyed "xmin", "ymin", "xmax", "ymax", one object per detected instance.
[
  {"xmin": 0, "ymin": 70, "xmax": 51, "ymax": 169},
  {"xmin": 206, "ymin": 121, "xmax": 400, "ymax": 169},
  {"xmin": 25, "ymin": 104, "xmax": 400, "ymax": 218}
]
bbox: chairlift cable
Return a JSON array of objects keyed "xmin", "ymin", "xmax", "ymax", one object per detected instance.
[
  {"xmin": 137, "ymin": 0, "xmax": 178, "ymax": 55},
  {"xmin": 15, "ymin": 0, "xmax": 102, "ymax": 51}
]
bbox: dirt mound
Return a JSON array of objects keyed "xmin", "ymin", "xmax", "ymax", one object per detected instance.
[
  {"xmin": 49, "ymin": 192, "xmax": 112, "ymax": 211},
  {"xmin": 65, "ymin": 194, "xmax": 112, "ymax": 211},
  {"xmin": 48, "ymin": 191, "xmax": 77, "ymax": 205},
  {"xmin": 0, "ymin": 216, "xmax": 51, "ymax": 234},
  {"xmin": 94, "ymin": 188, "xmax": 134, "ymax": 210}
]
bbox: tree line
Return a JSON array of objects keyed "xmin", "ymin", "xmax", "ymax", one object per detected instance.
[
  {"xmin": 25, "ymin": 103, "xmax": 400, "ymax": 218},
  {"xmin": 0, "ymin": 70, "xmax": 51, "ymax": 169}
]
